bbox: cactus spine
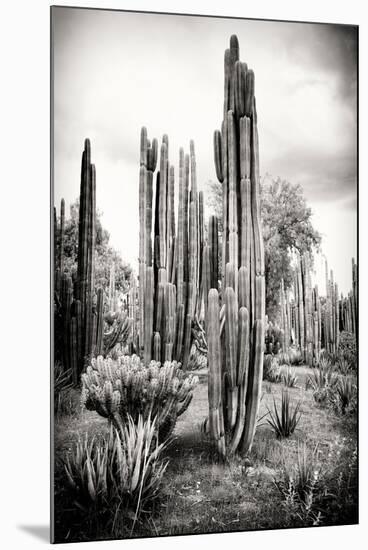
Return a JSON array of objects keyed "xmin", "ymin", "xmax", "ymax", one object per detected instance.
[{"xmin": 207, "ymin": 36, "xmax": 265, "ymax": 457}]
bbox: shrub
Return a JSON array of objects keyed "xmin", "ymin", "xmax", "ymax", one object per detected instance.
[
  {"xmin": 265, "ymin": 324, "xmax": 283, "ymax": 354},
  {"xmin": 188, "ymin": 344, "xmax": 207, "ymax": 370},
  {"xmin": 81, "ymin": 355, "xmax": 198, "ymax": 440},
  {"xmin": 336, "ymin": 356, "xmax": 352, "ymax": 376},
  {"xmin": 338, "ymin": 331, "xmax": 357, "ymax": 370},
  {"xmin": 54, "ymin": 362, "xmax": 73, "ymax": 415},
  {"xmin": 63, "ymin": 415, "xmax": 169, "ymax": 527},
  {"xmin": 266, "ymin": 389, "xmax": 302, "ymax": 438},
  {"xmin": 307, "ymin": 359, "xmax": 338, "ymax": 405},
  {"xmin": 281, "ymin": 367, "xmax": 299, "ymax": 388},
  {"xmin": 329, "ymin": 377, "xmax": 357, "ymax": 416},
  {"xmin": 278, "ymin": 351, "xmax": 290, "ymax": 365},
  {"xmin": 263, "ymin": 355, "xmax": 282, "ymax": 383},
  {"xmin": 289, "ymin": 349, "xmax": 304, "ymax": 366},
  {"xmin": 275, "ymin": 441, "xmax": 322, "ymax": 526}
]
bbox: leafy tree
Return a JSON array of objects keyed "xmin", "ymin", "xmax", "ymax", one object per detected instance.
[
  {"xmin": 56, "ymin": 200, "xmax": 132, "ymax": 295},
  {"xmin": 205, "ymin": 175, "xmax": 321, "ymax": 320}
]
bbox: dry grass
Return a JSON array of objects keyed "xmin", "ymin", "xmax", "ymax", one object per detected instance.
[{"xmin": 53, "ymin": 364, "xmax": 357, "ymax": 542}]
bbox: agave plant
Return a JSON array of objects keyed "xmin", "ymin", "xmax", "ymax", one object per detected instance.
[
  {"xmin": 337, "ymin": 356, "xmax": 352, "ymax": 376},
  {"xmin": 64, "ymin": 415, "xmax": 169, "ymax": 522},
  {"xmin": 81, "ymin": 355, "xmax": 198, "ymax": 440},
  {"xmin": 331, "ymin": 377, "xmax": 357, "ymax": 415},
  {"xmin": 267, "ymin": 389, "xmax": 302, "ymax": 438},
  {"xmin": 281, "ymin": 367, "xmax": 299, "ymax": 388},
  {"xmin": 54, "ymin": 362, "xmax": 72, "ymax": 415}
]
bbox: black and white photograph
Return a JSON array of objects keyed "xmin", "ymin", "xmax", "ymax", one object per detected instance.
[{"xmin": 51, "ymin": 5, "xmax": 358, "ymax": 544}]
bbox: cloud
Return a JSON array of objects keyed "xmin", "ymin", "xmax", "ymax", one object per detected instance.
[{"xmin": 52, "ymin": 8, "xmax": 357, "ymax": 295}]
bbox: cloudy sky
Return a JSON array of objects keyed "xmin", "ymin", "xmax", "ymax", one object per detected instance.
[{"xmin": 52, "ymin": 7, "xmax": 357, "ymax": 296}]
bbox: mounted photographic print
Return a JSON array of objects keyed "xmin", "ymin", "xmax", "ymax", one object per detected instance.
[{"xmin": 51, "ymin": 6, "xmax": 358, "ymax": 544}]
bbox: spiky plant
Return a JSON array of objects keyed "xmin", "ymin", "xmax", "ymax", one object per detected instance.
[
  {"xmin": 63, "ymin": 415, "xmax": 169, "ymax": 525},
  {"xmin": 337, "ymin": 356, "xmax": 352, "ymax": 376},
  {"xmin": 308, "ymin": 361, "xmax": 338, "ymax": 392},
  {"xmin": 282, "ymin": 367, "xmax": 299, "ymax": 388},
  {"xmin": 331, "ymin": 377, "xmax": 357, "ymax": 415},
  {"xmin": 266, "ymin": 389, "xmax": 302, "ymax": 438},
  {"xmin": 81, "ymin": 355, "xmax": 198, "ymax": 440}
]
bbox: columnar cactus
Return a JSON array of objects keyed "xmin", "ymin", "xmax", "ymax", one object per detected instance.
[
  {"xmin": 138, "ymin": 129, "xmax": 204, "ymax": 368},
  {"xmin": 207, "ymin": 35, "xmax": 265, "ymax": 457},
  {"xmin": 55, "ymin": 139, "xmax": 126, "ymax": 383}
]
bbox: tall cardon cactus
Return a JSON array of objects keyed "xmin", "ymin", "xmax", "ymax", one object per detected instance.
[
  {"xmin": 54, "ymin": 140, "xmax": 106, "ymax": 383},
  {"xmin": 207, "ymin": 35, "xmax": 265, "ymax": 457}
]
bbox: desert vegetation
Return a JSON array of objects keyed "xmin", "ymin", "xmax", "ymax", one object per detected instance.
[{"xmin": 53, "ymin": 35, "xmax": 357, "ymax": 542}]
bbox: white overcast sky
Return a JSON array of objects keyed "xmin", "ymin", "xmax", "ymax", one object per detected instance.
[{"xmin": 52, "ymin": 7, "xmax": 357, "ymax": 296}]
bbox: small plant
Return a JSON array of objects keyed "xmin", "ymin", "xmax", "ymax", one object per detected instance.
[
  {"xmin": 278, "ymin": 351, "xmax": 290, "ymax": 366},
  {"xmin": 282, "ymin": 367, "xmax": 298, "ymax": 388},
  {"xmin": 54, "ymin": 362, "xmax": 73, "ymax": 415},
  {"xmin": 188, "ymin": 344, "xmax": 207, "ymax": 371},
  {"xmin": 307, "ymin": 359, "xmax": 338, "ymax": 405},
  {"xmin": 329, "ymin": 377, "xmax": 357, "ymax": 415},
  {"xmin": 289, "ymin": 348, "xmax": 303, "ymax": 366},
  {"xmin": 338, "ymin": 331, "xmax": 357, "ymax": 370},
  {"xmin": 337, "ymin": 356, "xmax": 352, "ymax": 376},
  {"xmin": 63, "ymin": 415, "xmax": 169, "ymax": 528},
  {"xmin": 81, "ymin": 355, "xmax": 198, "ymax": 440},
  {"xmin": 275, "ymin": 441, "xmax": 323, "ymax": 526},
  {"xmin": 266, "ymin": 389, "xmax": 302, "ymax": 438},
  {"xmin": 263, "ymin": 355, "xmax": 282, "ymax": 383}
]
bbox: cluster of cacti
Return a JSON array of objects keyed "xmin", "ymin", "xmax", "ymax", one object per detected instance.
[
  {"xmin": 206, "ymin": 35, "xmax": 265, "ymax": 457},
  {"xmin": 291, "ymin": 253, "xmax": 321, "ymax": 366},
  {"xmin": 54, "ymin": 139, "xmax": 135, "ymax": 383},
  {"xmin": 338, "ymin": 258, "xmax": 357, "ymax": 339},
  {"xmin": 54, "ymin": 140, "xmax": 104, "ymax": 382},
  {"xmin": 103, "ymin": 311, "xmax": 132, "ymax": 356},
  {"xmin": 138, "ymin": 128, "xmax": 205, "ymax": 368},
  {"xmin": 127, "ymin": 272, "xmax": 139, "ymax": 352},
  {"xmin": 81, "ymin": 354, "xmax": 198, "ymax": 439},
  {"xmin": 279, "ymin": 279, "xmax": 291, "ymax": 352},
  {"xmin": 108, "ymin": 262, "xmax": 119, "ymax": 313},
  {"xmin": 321, "ymin": 257, "xmax": 340, "ymax": 355}
]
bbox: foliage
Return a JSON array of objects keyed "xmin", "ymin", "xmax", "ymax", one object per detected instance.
[
  {"xmin": 54, "ymin": 362, "xmax": 73, "ymax": 415},
  {"xmin": 63, "ymin": 416, "xmax": 169, "ymax": 529},
  {"xmin": 188, "ymin": 344, "xmax": 207, "ymax": 371},
  {"xmin": 288, "ymin": 349, "xmax": 304, "ymax": 366},
  {"xmin": 55, "ymin": 200, "xmax": 132, "ymax": 296},
  {"xmin": 329, "ymin": 376, "xmax": 357, "ymax": 416},
  {"xmin": 307, "ymin": 358, "xmax": 339, "ymax": 405},
  {"xmin": 281, "ymin": 367, "xmax": 299, "ymax": 388},
  {"xmin": 81, "ymin": 355, "xmax": 198, "ymax": 440},
  {"xmin": 265, "ymin": 323, "xmax": 283, "ymax": 354},
  {"xmin": 336, "ymin": 356, "xmax": 352, "ymax": 376},
  {"xmin": 266, "ymin": 390, "xmax": 302, "ymax": 438},
  {"xmin": 275, "ymin": 442, "xmax": 322, "ymax": 526},
  {"xmin": 338, "ymin": 331, "xmax": 357, "ymax": 370},
  {"xmin": 263, "ymin": 355, "xmax": 282, "ymax": 383},
  {"xmin": 205, "ymin": 177, "xmax": 321, "ymax": 319},
  {"xmin": 274, "ymin": 437, "xmax": 358, "ymax": 528}
]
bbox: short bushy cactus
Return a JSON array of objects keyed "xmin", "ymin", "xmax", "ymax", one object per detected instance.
[{"xmin": 81, "ymin": 355, "xmax": 198, "ymax": 440}]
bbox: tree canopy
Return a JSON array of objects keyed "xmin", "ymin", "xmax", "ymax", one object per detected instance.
[{"xmin": 56, "ymin": 200, "xmax": 133, "ymax": 295}]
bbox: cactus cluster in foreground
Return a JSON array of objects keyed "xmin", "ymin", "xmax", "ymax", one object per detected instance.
[{"xmin": 81, "ymin": 355, "xmax": 198, "ymax": 439}]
